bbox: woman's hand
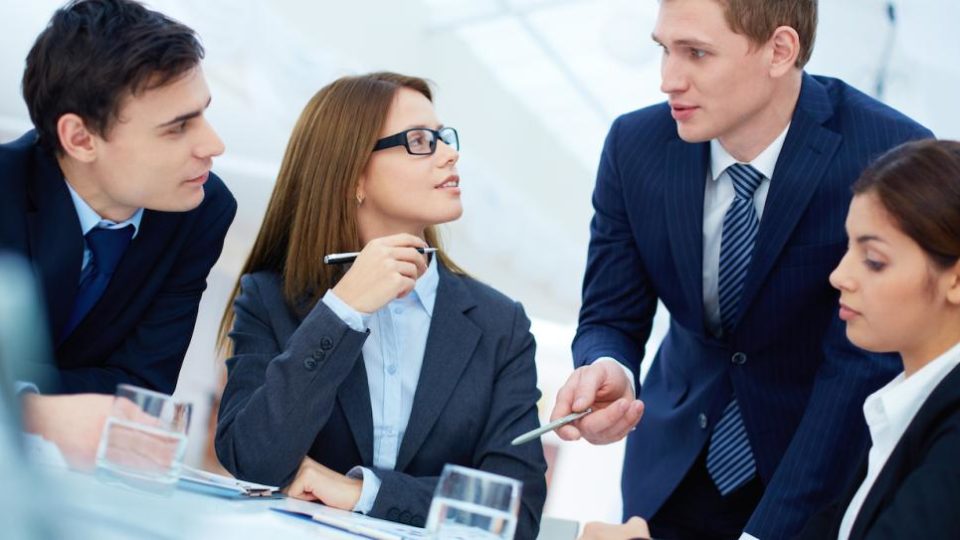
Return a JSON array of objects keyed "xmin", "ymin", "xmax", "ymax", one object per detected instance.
[
  {"xmin": 283, "ymin": 456, "xmax": 363, "ymax": 511},
  {"xmin": 579, "ymin": 517, "xmax": 651, "ymax": 540},
  {"xmin": 331, "ymin": 233, "xmax": 429, "ymax": 313}
]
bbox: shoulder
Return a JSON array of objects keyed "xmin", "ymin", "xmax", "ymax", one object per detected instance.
[
  {"xmin": 196, "ymin": 171, "xmax": 238, "ymax": 221},
  {"xmin": 238, "ymin": 271, "xmax": 284, "ymax": 302},
  {"xmin": 607, "ymin": 102, "xmax": 676, "ymax": 148},
  {"xmin": 811, "ymin": 74, "xmax": 932, "ymax": 140},
  {"xmin": 0, "ymin": 131, "xmax": 42, "ymax": 187},
  {"xmin": 444, "ymin": 269, "xmax": 526, "ymax": 323}
]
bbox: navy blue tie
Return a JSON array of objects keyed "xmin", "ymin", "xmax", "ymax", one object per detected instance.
[
  {"xmin": 707, "ymin": 163, "xmax": 763, "ymax": 496},
  {"xmin": 62, "ymin": 225, "xmax": 134, "ymax": 339}
]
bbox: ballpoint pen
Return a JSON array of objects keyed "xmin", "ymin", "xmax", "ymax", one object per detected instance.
[
  {"xmin": 323, "ymin": 247, "xmax": 438, "ymax": 265},
  {"xmin": 511, "ymin": 408, "xmax": 593, "ymax": 446}
]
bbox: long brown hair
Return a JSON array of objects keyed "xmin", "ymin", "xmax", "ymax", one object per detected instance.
[
  {"xmin": 854, "ymin": 139, "xmax": 960, "ymax": 270},
  {"xmin": 217, "ymin": 72, "xmax": 464, "ymax": 354}
]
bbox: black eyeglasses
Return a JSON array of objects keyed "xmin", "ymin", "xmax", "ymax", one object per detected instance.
[{"xmin": 372, "ymin": 127, "xmax": 459, "ymax": 155}]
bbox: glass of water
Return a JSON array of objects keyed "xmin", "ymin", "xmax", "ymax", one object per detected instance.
[
  {"xmin": 425, "ymin": 464, "xmax": 522, "ymax": 540},
  {"xmin": 94, "ymin": 384, "xmax": 191, "ymax": 495}
]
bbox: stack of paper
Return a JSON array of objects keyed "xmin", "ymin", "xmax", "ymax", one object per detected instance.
[{"xmin": 178, "ymin": 465, "xmax": 281, "ymax": 499}]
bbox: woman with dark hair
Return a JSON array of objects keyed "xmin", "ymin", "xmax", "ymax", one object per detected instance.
[
  {"xmin": 214, "ymin": 72, "xmax": 546, "ymax": 537},
  {"xmin": 794, "ymin": 139, "xmax": 960, "ymax": 539}
]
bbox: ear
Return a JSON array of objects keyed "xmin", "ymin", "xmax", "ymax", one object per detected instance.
[
  {"xmin": 56, "ymin": 113, "xmax": 98, "ymax": 163},
  {"xmin": 768, "ymin": 25, "xmax": 801, "ymax": 77},
  {"xmin": 355, "ymin": 173, "xmax": 367, "ymax": 205},
  {"xmin": 945, "ymin": 259, "xmax": 960, "ymax": 306}
]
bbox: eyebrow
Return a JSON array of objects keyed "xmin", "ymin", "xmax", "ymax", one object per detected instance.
[
  {"xmin": 157, "ymin": 96, "xmax": 212, "ymax": 129},
  {"xmin": 856, "ymin": 234, "xmax": 887, "ymax": 244},
  {"xmin": 651, "ymin": 33, "xmax": 714, "ymax": 49}
]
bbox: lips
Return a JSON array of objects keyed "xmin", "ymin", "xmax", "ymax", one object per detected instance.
[
  {"xmin": 838, "ymin": 302, "xmax": 861, "ymax": 322},
  {"xmin": 184, "ymin": 171, "xmax": 209, "ymax": 185},
  {"xmin": 670, "ymin": 103, "xmax": 698, "ymax": 121},
  {"xmin": 435, "ymin": 175, "xmax": 460, "ymax": 189}
]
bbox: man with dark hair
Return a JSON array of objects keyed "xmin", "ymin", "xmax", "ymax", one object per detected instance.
[
  {"xmin": 550, "ymin": 0, "xmax": 932, "ymax": 538},
  {"xmin": 0, "ymin": 0, "xmax": 236, "ymax": 395}
]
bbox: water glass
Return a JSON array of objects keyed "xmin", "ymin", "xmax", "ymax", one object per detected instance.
[
  {"xmin": 95, "ymin": 384, "xmax": 191, "ymax": 495},
  {"xmin": 425, "ymin": 464, "xmax": 522, "ymax": 540}
]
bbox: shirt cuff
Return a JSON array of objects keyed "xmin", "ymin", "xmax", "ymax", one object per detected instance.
[
  {"xmin": 593, "ymin": 357, "xmax": 636, "ymax": 396},
  {"xmin": 15, "ymin": 381, "xmax": 40, "ymax": 395},
  {"xmin": 322, "ymin": 290, "xmax": 371, "ymax": 332},
  {"xmin": 346, "ymin": 466, "xmax": 382, "ymax": 514}
]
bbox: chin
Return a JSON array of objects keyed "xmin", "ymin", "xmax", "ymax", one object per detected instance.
[{"xmin": 675, "ymin": 123, "xmax": 714, "ymax": 143}]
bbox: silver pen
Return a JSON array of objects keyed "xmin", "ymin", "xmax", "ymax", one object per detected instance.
[
  {"xmin": 323, "ymin": 246, "xmax": 437, "ymax": 265},
  {"xmin": 511, "ymin": 408, "xmax": 593, "ymax": 446}
]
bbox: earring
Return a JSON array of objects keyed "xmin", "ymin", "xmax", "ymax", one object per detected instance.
[{"xmin": 356, "ymin": 193, "xmax": 364, "ymax": 206}]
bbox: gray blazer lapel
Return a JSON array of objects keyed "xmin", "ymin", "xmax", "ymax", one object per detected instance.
[
  {"xmin": 395, "ymin": 265, "xmax": 481, "ymax": 471},
  {"xmin": 337, "ymin": 354, "xmax": 374, "ymax": 465}
]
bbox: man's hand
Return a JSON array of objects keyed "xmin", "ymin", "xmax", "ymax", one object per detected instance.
[
  {"xmin": 550, "ymin": 362, "xmax": 644, "ymax": 444},
  {"xmin": 284, "ymin": 456, "xmax": 363, "ymax": 511},
  {"xmin": 20, "ymin": 393, "xmax": 115, "ymax": 470},
  {"xmin": 579, "ymin": 517, "xmax": 651, "ymax": 540}
]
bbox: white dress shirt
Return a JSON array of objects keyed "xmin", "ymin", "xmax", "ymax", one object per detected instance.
[
  {"xmin": 837, "ymin": 339, "xmax": 960, "ymax": 540},
  {"xmin": 321, "ymin": 256, "xmax": 438, "ymax": 514}
]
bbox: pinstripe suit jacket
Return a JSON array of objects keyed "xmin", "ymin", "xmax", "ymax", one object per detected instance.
[{"xmin": 572, "ymin": 73, "xmax": 932, "ymax": 539}]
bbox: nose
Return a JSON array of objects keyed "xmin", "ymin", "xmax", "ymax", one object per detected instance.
[
  {"xmin": 436, "ymin": 139, "xmax": 459, "ymax": 168},
  {"xmin": 829, "ymin": 249, "xmax": 856, "ymax": 292},
  {"xmin": 194, "ymin": 117, "xmax": 225, "ymax": 159},
  {"xmin": 660, "ymin": 53, "xmax": 689, "ymax": 96}
]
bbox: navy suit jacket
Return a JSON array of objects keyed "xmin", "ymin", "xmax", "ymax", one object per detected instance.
[
  {"xmin": 0, "ymin": 131, "xmax": 236, "ymax": 394},
  {"xmin": 796, "ymin": 363, "xmax": 960, "ymax": 539},
  {"xmin": 573, "ymin": 74, "xmax": 932, "ymax": 538},
  {"xmin": 215, "ymin": 265, "xmax": 548, "ymax": 539}
]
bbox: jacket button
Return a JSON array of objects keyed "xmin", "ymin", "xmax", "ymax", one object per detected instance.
[
  {"xmin": 731, "ymin": 352, "xmax": 747, "ymax": 365},
  {"xmin": 399, "ymin": 510, "xmax": 412, "ymax": 524},
  {"xmin": 698, "ymin": 413, "xmax": 708, "ymax": 429},
  {"xmin": 303, "ymin": 358, "xmax": 318, "ymax": 370},
  {"xmin": 320, "ymin": 337, "xmax": 334, "ymax": 351},
  {"xmin": 386, "ymin": 508, "xmax": 400, "ymax": 521},
  {"xmin": 312, "ymin": 350, "xmax": 325, "ymax": 360},
  {"xmin": 412, "ymin": 515, "xmax": 425, "ymax": 527}
]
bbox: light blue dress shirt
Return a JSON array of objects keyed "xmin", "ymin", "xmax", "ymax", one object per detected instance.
[
  {"xmin": 64, "ymin": 181, "xmax": 143, "ymax": 277},
  {"xmin": 321, "ymin": 256, "xmax": 438, "ymax": 514}
]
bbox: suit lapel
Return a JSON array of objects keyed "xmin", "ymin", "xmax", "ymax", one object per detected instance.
[
  {"xmin": 26, "ymin": 149, "xmax": 83, "ymax": 342},
  {"xmin": 735, "ymin": 74, "xmax": 842, "ymax": 325},
  {"xmin": 395, "ymin": 265, "xmax": 481, "ymax": 471},
  {"xmin": 664, "ymin": 139, "xmax": 709, "ymax": 334},
  {"xmin": 337, "ymin": 354, "xmax": 375, "ymax": 466}
]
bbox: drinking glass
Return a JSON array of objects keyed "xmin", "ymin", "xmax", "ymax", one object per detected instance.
[{"xmin": 425, "ymin": 464, "xmax": 522, "ymax": 540}]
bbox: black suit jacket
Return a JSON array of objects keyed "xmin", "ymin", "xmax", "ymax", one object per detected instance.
[
  {"xmin": 215, "ymin": 265, "xmax": 548, "ymax": 539},
  {"xmin": 0, "ymin": 131, "xmax": 236, "ymax": 394},
  {"xmin": 796, "ymin": 363, "xmax": 960, "ymax": 539}
]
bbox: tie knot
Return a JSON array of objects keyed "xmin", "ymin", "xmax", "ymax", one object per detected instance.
[
  {"xmin": 727, "ymin": 163, "xmax": 764, "ymax": 200},
  {"xmin": 86, "ymin": 225, "xmax": 134, "ymax": 276}
]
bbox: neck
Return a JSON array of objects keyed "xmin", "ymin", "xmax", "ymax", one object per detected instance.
[
  {"xmin": 356, "ymin": 212, "xmax": 425, "ymax": 245},
  {"xmin": 718, "ymin": 71, "xmax": 803, "ymax": 163},
  {"xmin": 901, "ymin": 314, "xmax": 960, "ymax": 378},
  {"xmin": 57, "ymin": 154, "xmax": 138, "ymax": 222}
]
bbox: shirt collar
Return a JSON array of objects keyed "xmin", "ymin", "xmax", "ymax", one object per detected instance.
[
  {"xmin": 65, "ymin": 180, "xmax": 143, "ymax": 238},
  {"xmin": 710, "ymin": 122, "xmax": 792, "ymax": 182},
  {"xmin": 866, "ymin": 338, "xmax": 960, "ymax": 432},
  {"xmin": 411, "ymin": 254, "xmax": 439, "ymax": 316}
]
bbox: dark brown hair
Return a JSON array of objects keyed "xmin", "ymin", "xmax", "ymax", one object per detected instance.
[
  {"xmin": 22, "ymin": 0, "xmax": 204, "ymax": 153},
  {"xmin": 217, "ymin": 72, "xmax": 464, "ymax": 354},
  {"xmin": 854, "ymin": 139, "xmax": 960, "ymax": 270}
]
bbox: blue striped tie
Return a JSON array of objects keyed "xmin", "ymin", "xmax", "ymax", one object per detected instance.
[{"xmin": 708, "ymin": 163, "xmax": 763, "ymax": 496}]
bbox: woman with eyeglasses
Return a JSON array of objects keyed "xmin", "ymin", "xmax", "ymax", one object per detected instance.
[{"xmin": 214, "ymin": 72, "xmax": 546, "ymax": 537}]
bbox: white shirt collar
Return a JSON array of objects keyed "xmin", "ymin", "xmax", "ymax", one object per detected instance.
[
  {"xmin": 865, "ymin": 338, "xmax": 960, "ymax": 441},
  {"xmin": 710, "ymin": 122, "xmax": 792, "ymax": 182},
  {"xmin": 65, "ymin": 180, "xmax": 143, "ymax": 238},
  {"xmin": 410, "ymin": 254, "xmax": 439, "ymax": 316}
]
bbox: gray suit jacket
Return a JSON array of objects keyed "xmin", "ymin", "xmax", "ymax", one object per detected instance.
[{"xmin": 215, "ymin": 264, "xmax": 547, "ymax": 538}]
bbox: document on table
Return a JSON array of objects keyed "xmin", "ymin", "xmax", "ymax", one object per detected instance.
[{"xmin": 178, "ymin": 465, "xmax": 281, "ymax": 499}]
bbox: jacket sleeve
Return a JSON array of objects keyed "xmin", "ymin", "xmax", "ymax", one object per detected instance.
[
  {"xmin": 214, "ymin": 275, "xmax": 369, "ymax": 487},
  {"xmin": 572, "ymin": 116, "xmax": 658, "ymax": 386},
  {"xmin": 367, "ymin": 302, "xmax": 548, "ymax": 539}
]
